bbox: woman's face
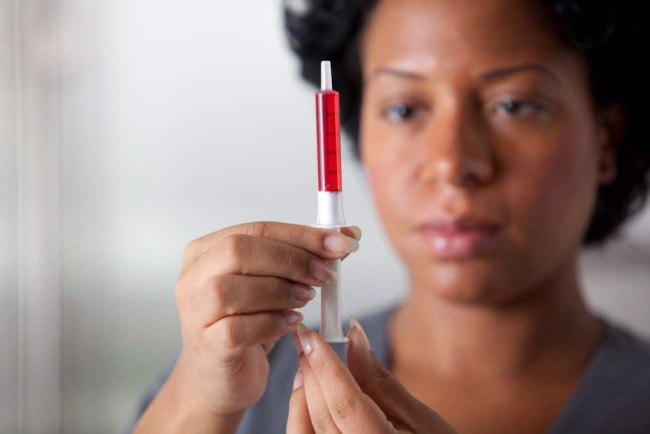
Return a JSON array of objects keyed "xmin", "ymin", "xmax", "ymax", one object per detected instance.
[{"xmin": 360, "ymin": 0, "xmax": 614, "ymax": 304}]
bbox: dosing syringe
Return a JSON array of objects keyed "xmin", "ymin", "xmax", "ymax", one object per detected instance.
[{"xmin": 314, "ymin": 60, "xmax": 348, "ymax": 343}]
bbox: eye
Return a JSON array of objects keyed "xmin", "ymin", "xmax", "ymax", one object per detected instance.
[
  {"xmin": 381, "ymin": 104, "xmax": 421, "ymax": 123},
  {"xmin": 492, "ymin": 98, "xmax": 544, "ymax": 118}
]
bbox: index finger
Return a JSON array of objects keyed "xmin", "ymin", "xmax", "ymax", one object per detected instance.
[
  {"xmin": 287, "ymin": 368, "xmax": 316, "ymax": 434},
  {"xmin": 294, "ymin": 325, "xmax": 392, "ymax": 433},
  {"xmin": 182, "ymin": 221, "xmax": 361, "ymax": 269}
]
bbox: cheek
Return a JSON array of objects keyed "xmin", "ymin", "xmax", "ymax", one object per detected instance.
[
  {"xmin": 361, "ymin": 126, "xmax": 416, "ymax": 249},
  {"xmin": 504, "ymin": 120, "xmax": 600, "ymax": 255},
  {"xmin": 364, "ymin": 149, "xmax": 405, "ymax": 226},
  {"xmin": 361, "ymin": 114, "xmax": 387, "ymax": 211}
]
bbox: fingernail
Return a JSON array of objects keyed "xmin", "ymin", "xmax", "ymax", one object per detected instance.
[
  {"xmin": 284, "ymin": 311, "xmax": 303, "ymax": 327},
  {"xmin": 310, "ymin": 260, "xmax": 336, "ymax": 283},
  {"xmin": 324, "ymin": 234, "xmax": 359, "ymax": 254},
  {"xmin": 292, "ymin": 328, "xmax": 303, "ymax": 354},
  {"xmin": 296, "ymin": 323, "xmax": 313, "ymax": 355},
  {"xmin": 291, "ymin": 284, "xmax": 316, "ymax": 302},
  {"xmin": 293, "ymin": 368, "xmax": 304, "ymax": 390},
  {"xmin": 348, "ymin": 316, "xmax": 371, "ymax": 351},
  {"xmin": 349, "ymin": 226, "xmax": 362, "ymax": 241}
]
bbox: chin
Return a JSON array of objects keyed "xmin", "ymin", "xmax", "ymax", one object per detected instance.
[{"xmin": 413, "ymin": 261, "xmax": 521, "ymax": 306}]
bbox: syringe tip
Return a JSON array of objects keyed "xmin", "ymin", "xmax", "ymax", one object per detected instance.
[{"xmin": 321, "ymin": 60, "xmax": 333, "ymax": 91}]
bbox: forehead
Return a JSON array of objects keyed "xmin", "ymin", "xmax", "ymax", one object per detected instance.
[{"xmin": 361, "ymin": 0, "xmax": 571, "ymax": 76}]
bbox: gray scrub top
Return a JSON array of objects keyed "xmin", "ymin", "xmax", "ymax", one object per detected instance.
[{"xmin": 131, "ymin": 306, "xmax": 650, "ymax": 433}]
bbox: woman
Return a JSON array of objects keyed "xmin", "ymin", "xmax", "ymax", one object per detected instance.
[{"xmin": 133, "ymin": 0, "xmax": 650, "ymax": 432}]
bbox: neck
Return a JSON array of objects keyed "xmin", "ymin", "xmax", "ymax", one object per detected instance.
[{"xmin": 391, "ymin": 256, "xmax": 604, "ymax": 381}]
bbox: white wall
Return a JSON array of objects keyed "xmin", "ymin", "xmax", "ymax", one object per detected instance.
[
  {"xmin": 58, "ymin": 1, "xmax": 404, "ymax": 432},
  {"xmin": 0, "ymin": 3, "xmax": 20, "ymax": 432},
  {"xmin": 2, "ymin": 1, "xmax": 647, "ymax": 433},
  {"xmin": 3, "ymin": 1, "xmax": 61, "ymax": 433}
]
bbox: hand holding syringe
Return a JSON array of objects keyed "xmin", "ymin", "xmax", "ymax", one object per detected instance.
[{"xmin": 133, "ymin": 60, "xmax": 360, "ymax": 432}]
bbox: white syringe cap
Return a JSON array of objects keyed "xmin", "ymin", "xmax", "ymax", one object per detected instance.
[{"xmin": 321, "ymin": 60, "xmax": 333, "ymax": 91}]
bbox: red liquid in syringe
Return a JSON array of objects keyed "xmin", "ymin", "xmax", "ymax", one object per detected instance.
[{"xmin": 316, "ymin": 91, "xmax": 342, "ymax": 192}]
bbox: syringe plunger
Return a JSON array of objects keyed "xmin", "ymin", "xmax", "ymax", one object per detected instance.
[{"xmin": 321, "ymin": 61, "xmax": 333, "ymax": 91}]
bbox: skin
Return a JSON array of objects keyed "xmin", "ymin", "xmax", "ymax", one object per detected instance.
[
  {"xmin": 358, "ymin": 0, "xmax": 619, "ymax": 432},
  {"xmin": 133, "ymin": 222, "xmax": 362, "ymax": 433},
  {"xmin": 288, "ymin": 324, "xmax": 457, "ymax": 434},
  {"xmin": 138, "ymin": 0, "xmax": 625, "ymax": 432},
  {"xmin": 287, "ymin": 0, "xmax": 623, "ymax": 433},
  {"xmin": 360, "ymin": 0, "xmax": 613, "ymax": 306}
]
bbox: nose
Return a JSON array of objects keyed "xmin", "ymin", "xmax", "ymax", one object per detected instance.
[{"xmin": 418, "ymin": 101, "xmax": 495, "ymax": 189}]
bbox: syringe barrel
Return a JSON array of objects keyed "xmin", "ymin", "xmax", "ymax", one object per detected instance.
[
  {"xmin": 320, "ymin": 254, "xmax": 347, "ymax": 343},
  {"xmin": 315, "ymin": 91, "xmax": 342, "ymax": 192},
  {"xmin": 316, "ymin": 191, "xmax": 345, "ymax": 227},
  {"xmin": 315, "ymin": 61, "xmax": 348, "ymax": 343}
]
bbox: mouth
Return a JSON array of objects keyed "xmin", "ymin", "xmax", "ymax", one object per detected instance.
[{"xmin": 416, "ymin": 216, "xmax": 502, "ymax": 260}]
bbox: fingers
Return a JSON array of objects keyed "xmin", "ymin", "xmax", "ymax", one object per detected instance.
[
  {"xmin": 346, "ymin": 319, "xmax": 458, "ymax": 434},
  {"xmin": 345, "ymin": 320, "xmax": 413, "ymax": 423},
  {"xmin": 298, "ymin": 356, "xmax": 340, "ymax": 434},
  {"xmin": 202, "ymin": 311, "xmax": 303, "ymax": 352},
  {"xmin": 340, "ymin": 225, "xmax": 362, "ymax": 242},
  {"xmin": 181, "ymin": 221, "xmax": 362, "ymax": 273},
  {"xmin": 186, "ymin": 275, "xmax": 316, "ymax": 328},
  {"xmin": 294, "ymin": 325, "xmax": 391, "ymax": 433},
  {"xmin": 287, "ymin": 369, "xmax": 316, "ymax": 434},
  {"xmin": 261, "ymin": 338, "xmax": 279, "ymax": 354},
  {"xmin": 179, "ymin": 234, "xmax": 348, "ymax": 290},
  {"xmin": 176, "ymin": 222, "xmax": 361, "ymax": 344}
]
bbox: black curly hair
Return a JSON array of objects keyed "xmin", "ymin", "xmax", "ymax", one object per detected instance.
[{"xmin": 283, "ymin": 0, "xmax": 650, "ymax": 246}]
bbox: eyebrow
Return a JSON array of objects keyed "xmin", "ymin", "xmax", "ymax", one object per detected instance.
[
  {"xmin": 365, "ymin": 63, "xmax": 560, "ymax": 84},
  {"xmin": 479, "ymin": 64, "xmax": 560, "ymax": 83},
  {"xmin": 365, "ymin": 68, "xmax": 427, "ymax": 83}
]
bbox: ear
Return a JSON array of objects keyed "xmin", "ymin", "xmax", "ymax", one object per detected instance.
[{"xmin": 596, "ymin": 102, "xmax": 625, "ymax": 185}]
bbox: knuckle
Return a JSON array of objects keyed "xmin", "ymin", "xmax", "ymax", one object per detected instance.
[
  {"xmin": 370, "ymin": 374, "xmax": 393, "ymax": 394},
  {"xmin": 174, "ymin": 281, "xmax": 186, "ymax": 304},
  {"xmin": 215, "ymin": 319, "xmax": 242, "ymax": 350},
  {"xmin": 205, "ymin": 275, "xmax": 231, "ymax": 309},
  {"xmin": 293, "ymin": 226, "xmax": 311, "ymax": 248},
  {"xmin": 303, "ymin": 230, "xmax": 321, "ymax": 252},
  {"xmin": 181, "ymin": 239, "xmax": 201, "ymax": 266},
  {"xmin": 373, "ymin": 357, "xmax": 393, "ymax": 382},
  {"xmin": 311, "ymin": 413, "xmax": 333, "ymax": 432},
  {"xmin": 283, "ymin": 247, "xmax": 306, "ymax": 272},
  {"xmin": 294, "ymin": 225, "xmax": 321, "ymax": 251},
  {"xmin": 222, "ymin": 234, "xmax": 244, "ymax": 256},
  {"xmin": 331, "ymin": 393, "xmax": 358, "ymax": 420},
  {"xmin": 246, "ymin": 221, "xmax": 272, "ymax": 239},
  {"xmin": 360, "ymin": 361, "xmax": 394, "ymax": 392},
  {"xmin": 220, "ymin": 234, "xmax": 249, "ymax": 269}
]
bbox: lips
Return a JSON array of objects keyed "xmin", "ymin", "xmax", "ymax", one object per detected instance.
[{"xmin": 417, "ymin": 216, "xmax": 502, "ymax": 259}]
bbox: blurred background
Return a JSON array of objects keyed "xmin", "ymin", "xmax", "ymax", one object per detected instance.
[{"xmin": 1, "ymin": 0, "xmax": 648, "ymax": 433}]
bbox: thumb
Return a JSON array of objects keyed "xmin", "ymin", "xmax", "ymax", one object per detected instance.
[
  {"xmin": 346, "ymin": 316, "xmax": 416, "ymax": 423},
  {"xmin": 346, "ymin": 317, "xmax": 456, "ymax": 434}
]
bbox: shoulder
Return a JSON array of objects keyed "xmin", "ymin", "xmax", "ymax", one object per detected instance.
[
  {"xmin": 603, "ymin": 320, "xmax": 650, "ymax": 367},
  {"xmin": 552, "ymin": 320, "xmax": 650, "ymax": 434},
  {"xmin": 588, "ymin": 321, "xmax": 650, "ymax": 432},
  {"xmin": 596, "ymin": 320, "xmax": 650, "ymax": 397},
  {"xmin": 598, "ymin": 321, "xmax": 650, "ymax": 404}
]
